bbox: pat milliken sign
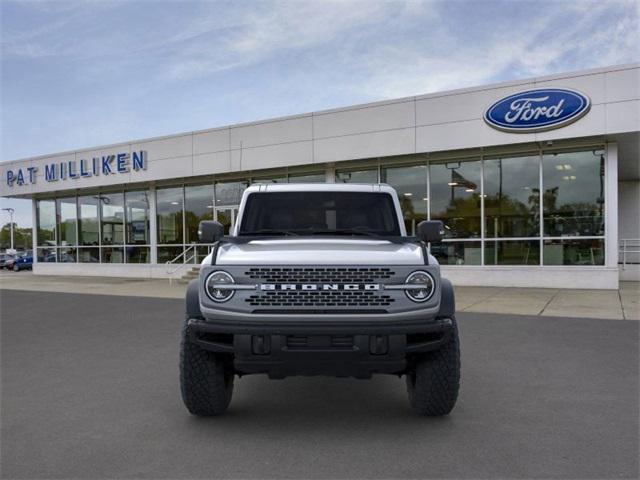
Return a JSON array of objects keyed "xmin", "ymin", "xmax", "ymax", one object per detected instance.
[
  {"xmin": 484, "ymin": 88, "xmax": 591, "ymax": 133},
  {"xmin": 5, "ymin": 151, "xmax": 147, "ymax": 187}
]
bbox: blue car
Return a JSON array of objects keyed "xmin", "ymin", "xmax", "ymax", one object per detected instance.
[{"xmin": 10, "ymin": 251, "xmax": 33, "ymax": 271}]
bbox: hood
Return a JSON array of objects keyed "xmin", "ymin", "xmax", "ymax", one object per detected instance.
[{"xmin": 211, "ymin": 238, "xmax": 425, "ymax": 265}]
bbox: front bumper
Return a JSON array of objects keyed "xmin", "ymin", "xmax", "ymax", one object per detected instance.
[{"xmin": 186, "ymin": 316, "xmax": 453, "ymax": 378}]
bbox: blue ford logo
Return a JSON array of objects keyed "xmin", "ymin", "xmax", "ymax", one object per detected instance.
[{"xmin": 484, "ymin": 88, "xmax": 591, "ymax": 133}]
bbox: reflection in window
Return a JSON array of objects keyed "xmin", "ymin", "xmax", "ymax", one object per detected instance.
[
  {"xmin": 101, "ymin": 246, "xmax": 124, "ymax": 263},
  {"xmin": 542, "ymin": 150, "xmax": 605, "ymax": 237},
  {"xmin": 126, "ymin": 246, "xmax": 150, "ymax": 263},
  {"xmin": 215, "ymin": 207, "xmax": 236, "ymax": 235},
  {"xmin": 78, "ymin": 196, "xmax": 99, "ymax": 246},
  {"xmin": 157, "ymin": 187, "xmax": 184, "ymax": 244},
  {"xmin": 485, "ymin": 240, "xmax": 540, "ymax": 265},
  {"xmin": 58, "ymin": 247, "xmax": 76, "ymax": 263},
  {"xmin": 185, "ymin": 184, "xmax": 214, "ymax": 244},
  {"xmin": 288, "ymin": 172, "xmax": 325, "ymax": 183},
  {"xmin": 77, "ymin": 247, "xmax": 99, "ymax": 263},
  {"xmin": 56, "ymin": 197, "xmax": 77, "ymax": 246},
  {"xmin": 100, "ymin": 193, "xmax": 124, "ymax": 245},
  {"xmin": 431, "ymin": 241, "xmax": 481, "ymax": 265},
  {"xmin": 336, "ymin": 169, "xmax": 378, "ymax": 184},
  {"xmin": 484, "ymin": 155, "xmax": 540, "ymax": 238},
  {"xmin": 430, "ymin": 160, "xmax": 481, "ymax": 238},
  {"xmin": 544, "ymin": 238, "xmax": 604, "ymax": 265},
  {"xmin": 125, "ymin": 191, "xmax": 150, "ymax": 245},
  {"xmin": 37, "ymin": 200, "xmax": 56, "ymax": 246},
  {"xmin": 157, "ymin": 246, "xmax": 183, "ymax": 264},
  {"xmin": 215, "ymin": 181, "xmax": 247, "ymax": 206},
  {"xmin": 381, "ymin": 165, "xmax": 427, "ymax": 235},
  {"xmin": 37, "ymin": 246, "xmax": 56, "ymax": 262}
]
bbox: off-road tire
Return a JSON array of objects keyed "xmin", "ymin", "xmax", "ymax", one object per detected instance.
[
  {"xmin": 406, "ymin": 316, "xmax": 460, "ymax": 416},
  {"xmin": 180, "ymin": 318, "xmax": 234, "ymax": 416}
]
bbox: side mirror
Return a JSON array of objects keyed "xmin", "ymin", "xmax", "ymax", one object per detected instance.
[
  {"xmin": 416, "ymin": 220, "xmax": 445, "ymax": 243},
  {"xmin": 198, "ymin": 221, "xmax": 225, "ymax": 243}
]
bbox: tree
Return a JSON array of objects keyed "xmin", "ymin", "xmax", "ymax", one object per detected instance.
[{"xmin": 0, "ymin": 223, "xmax": 32, "ymax": 251}]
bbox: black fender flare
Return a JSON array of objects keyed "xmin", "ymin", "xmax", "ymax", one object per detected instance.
[
  {"xmin": 438, "ymin": 278, "xmax": 455, "ymax": 319},
  {"xmin": 185, "ymin": 278, "xmax": 203, "ymax": 319}
]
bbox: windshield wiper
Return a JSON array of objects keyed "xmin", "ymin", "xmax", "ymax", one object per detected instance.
[{"xmin": 239, "ymin": 229, "xmax": 300, "ymax": 236}]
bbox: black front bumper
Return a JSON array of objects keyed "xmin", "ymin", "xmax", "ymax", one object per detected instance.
[{"xmin": 187, "ymin": 317, "xmax": 452, "ymax": 378}]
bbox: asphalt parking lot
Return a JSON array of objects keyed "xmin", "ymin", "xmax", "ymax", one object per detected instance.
[{"xmin": 1, "ymin": 290, "xmax": 638, "ymax": 479}]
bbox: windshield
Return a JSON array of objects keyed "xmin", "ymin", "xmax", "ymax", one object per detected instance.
[{"xmin": 238, "ymin": 192, "xmax": 401, "ymax": 236}]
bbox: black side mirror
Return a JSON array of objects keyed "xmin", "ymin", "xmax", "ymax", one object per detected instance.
[
  {"xmin": 416, "ymin": 220, "xmax": 445, "ymax": 243},
  {"xmin": 198, "ymin": 221, "xmax": 225, "ymax": 243}
]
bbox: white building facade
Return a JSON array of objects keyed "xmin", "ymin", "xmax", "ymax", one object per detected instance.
[{"xmin": 2, "ymin": 63, "xmax": 639, "ymax": 289}]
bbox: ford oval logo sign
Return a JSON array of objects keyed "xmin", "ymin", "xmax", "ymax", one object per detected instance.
[{"xmin": 484, "ymin": 88, "xmax": 591, "ymax": 133}]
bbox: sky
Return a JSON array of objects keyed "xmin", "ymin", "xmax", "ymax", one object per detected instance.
[{"xmin": 1, "ymin": 0, "xmax": 639, "ymax": 228}]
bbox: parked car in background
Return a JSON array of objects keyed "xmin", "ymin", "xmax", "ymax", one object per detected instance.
[
  {"xmin": 8, "ymin": 251, "xmax": 33, "ymax": 271},
  {"xmin": 0, "ymin": 253, "xmax": 15, "ymax": 269}
]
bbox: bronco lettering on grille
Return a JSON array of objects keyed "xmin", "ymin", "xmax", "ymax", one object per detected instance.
[{"xmin": 260, "ymin": 283, "xmax": 380, "ymax": 291}]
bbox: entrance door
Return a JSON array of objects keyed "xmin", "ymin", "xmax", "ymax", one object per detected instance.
[{"xmin": 215, "ymin": 207, "xmax": 239, "ymax": 234}]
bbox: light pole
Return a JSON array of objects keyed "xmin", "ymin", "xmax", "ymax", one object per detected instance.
[{"xmin": 2, "ymin": 207, "xmax": 15, "ymax": 251}]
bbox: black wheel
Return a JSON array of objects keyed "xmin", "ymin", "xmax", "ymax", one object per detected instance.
[
  {"xmin": 13, "ymin": 264, "xmax": 19, "ymax": 272},
  {"xmin": 180, "ymin": 318, "xmax": 234, "ymax": 416},
  {"xmin": 406, "ymin": 316, "xmax": 460, "ymax": 416}
]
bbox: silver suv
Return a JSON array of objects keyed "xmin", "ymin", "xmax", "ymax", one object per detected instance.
[{"xmin": 180, "ymin": 184, "xmax": 460, "ymax": 416}]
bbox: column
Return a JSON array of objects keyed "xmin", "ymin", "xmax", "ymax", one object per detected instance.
[
  {"xmin": 605, "ymin": 142, "xmax": 619, "ymax": 270},
  {"xmin": 31, "ymin": 198, "xmax": 38, "ymax": 267},
  {"xmin": 325, "ymin": 163, "xmax": 336, "ymax": 183},
  {"xmin": 149, "ymin": 185, "xmax": 158, "ymax": 264}
]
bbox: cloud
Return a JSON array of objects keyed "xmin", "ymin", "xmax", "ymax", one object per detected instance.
[
  {"xmin": 163, "ymin": 0, "xmax": 400, "ymax": 80},
  {"xmin": 353, "ymin": 0, "xmax": 640, "ymax": 99}
]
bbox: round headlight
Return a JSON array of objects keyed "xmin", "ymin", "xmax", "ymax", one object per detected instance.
[
  {"xmin": 405, "ymin": 271, "xmax": 435, "ymax": 302},
  {"xmin": 205, "ymin": 271, "xmax": 235, "ymax": 302}
]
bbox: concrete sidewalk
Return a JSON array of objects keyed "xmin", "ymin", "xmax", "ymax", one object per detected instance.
[{"xmin": 1, "ymin": 271, "xmax": 638, "ymax": 320}]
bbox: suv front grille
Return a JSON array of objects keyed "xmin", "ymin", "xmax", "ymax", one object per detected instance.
[
  {"xmin": 245, "ymin": 267, "xmax": 394, "ymax": 283},
  {"xmin": 243, "ymin": 267, "xmax": 397, "ymax": 309},
  {"xmin": 246, "ymin": 290, "xmax": 395, "ymax": 307}
]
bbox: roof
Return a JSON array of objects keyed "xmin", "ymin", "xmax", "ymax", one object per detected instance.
[{"xmin": 245, "ymin": 183, "xmax": 397, "ymax": 193}]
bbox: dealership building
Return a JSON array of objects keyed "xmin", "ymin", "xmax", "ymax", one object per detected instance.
[{"xmin": 1, "ymin": 63, "xmax": 638, "ymax": 289}]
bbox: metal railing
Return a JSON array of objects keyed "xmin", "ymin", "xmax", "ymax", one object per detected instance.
[
  {"xmin": 166, "ymin": 244, "xmax": 219, "ymax": 284},
  {"xmin": 166, "ymin": 244, "xmax": 199, "ymax": 283},
  {"xmin": 619, "ymin": 239, "xmax": 640, "ymax": 269}
]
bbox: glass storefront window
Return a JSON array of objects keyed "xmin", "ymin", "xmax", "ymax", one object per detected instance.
[
  {"xmin": 56, "ymin": 197, "xmax": 77, "ymax": 247},
  {"xmin": 37, "ymin": 246, "xmax": 56, "ymax": 262},
  {"xmin": 543, "ymin": 238, "xmax": 604, "ymax": 265},
  {"xmin": 484, "ymin": 155, "xmax": 540, "ymax": 238},
  {"xmin": 157, "ymin": 246, "xmax": 183, "ymax": 264},
  {"xmin": 381, "ymin": 165, "xmax": 428, "ymax": 235},
  {"xmin": 125, "ymin": 191, "xmax": 150, "ymax": 245},
  {"xmin": 288, "ymin": 172, "xmax": 325, "ymax": 183},
  {"xmin": 336, "ymin": 169, "xmax": 378, "ymax": 183},
  {"xmin": 36, "ymin": 200, "xmax": 56, "ymax": 246},
  {"xmin": 185, "ymin": 184, "xmax": 214, "ymax": 244},
  {"xmin": 77, "ymin": 247, "xmax": 99, "ymax": 263},
  {"xmin": 215, "ymin": 181, "xmax": 247, "ymax": 206},
  {"xmin": 431, "ymin": 241, "xmax": 482, "ymax": 265},
  {"xmin": 157, "ymin": 187, "xmax": 184, "ymax": 244},
  {"xmin": 100, "ymin": 193, "xmax": 124, "ymax": 245},
  {"xmin": 430, "ymin": 160, "xmax": 481, "ymax": 239},
  {"xmin": 101, "ymin": 246, "xmax": 124, "ymax": 263},
  {"xmin": 542, "ymin": 150, "xmax": 605, "ymax": 237},
  {"xmin": 484, "ymin": 240, "xmax": 540, "ymax": 265},
  {"xmin": 215, "ymin": 206, "xmax": 237, "ymax": 235},
  {"xmin": 125, "ymin": 246, "xmax": 150, "ymax": 263},
  {"xmin": 58, "ymin": 247, "xmax": 76, "ymax": 263},
  {"xmin": 78, "ymin": 195, "xmax": 99, "ymax": 246}
]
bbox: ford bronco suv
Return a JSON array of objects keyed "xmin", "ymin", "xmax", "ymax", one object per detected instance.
[{"xmin": 180, "ymin": 184, "xmax": 460, "ymax": 416}]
